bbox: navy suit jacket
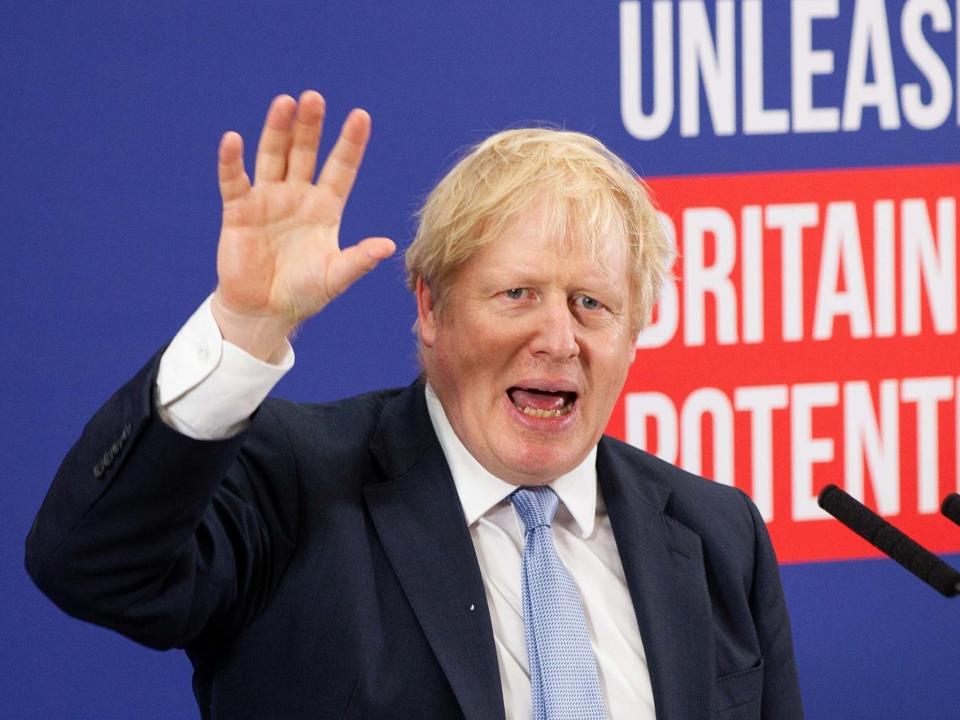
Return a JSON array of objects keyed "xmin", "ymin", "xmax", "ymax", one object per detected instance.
[{"xmin": 26, "ymin": 355, "xmax": 802, "ymax": 719}]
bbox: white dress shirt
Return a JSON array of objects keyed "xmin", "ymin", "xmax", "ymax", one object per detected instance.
[
  {"xmin": 156, "ymin": 295, "xmax": 294, "ymax": 438},
  {"xmin": 157, "ymin": 296, "xmax": 656, "ymax": 719}
]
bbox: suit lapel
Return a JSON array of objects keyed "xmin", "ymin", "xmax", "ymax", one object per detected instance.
[
  {"xmin": 364, "ymin": 385, "xmax": 504, "ymax": 720},
  {"xmin": 597, "ymin": 439, "xmax": 716, "ymax": 720}
]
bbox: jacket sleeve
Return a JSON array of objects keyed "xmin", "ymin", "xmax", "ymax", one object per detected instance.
[
  {"xmin": 24, "ymin": 352, "xmax": 300, "ymax": 651},
  {"xmin": 738, "ymin": 491, "xmax": 804, "ymax": 718}
]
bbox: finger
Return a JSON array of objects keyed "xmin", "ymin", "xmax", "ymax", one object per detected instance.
[
  {"xmin": 286, "ymin": 90, "xmax": 325, "ymax": 182},
  {"xmin": 316, "ymin": 108, "xmax": 371, "ymax": 204},
  {"xmin": 325, "ymin": 236, "xmax": 396, "ymax": 300},
  {"xmin": 254, "ymin": 94, "xmax": 297, "ymax": 183},
  {"xmin": 218, "ymin": 131, "xmax": 250, "ymax": 204}
]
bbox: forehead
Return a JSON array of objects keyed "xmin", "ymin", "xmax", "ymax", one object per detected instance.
[{"xmin": 471, "ymin": 197, "xmax": 630, "ymax": 276}]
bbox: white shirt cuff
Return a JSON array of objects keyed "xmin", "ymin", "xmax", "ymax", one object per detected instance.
[{"xmin": 156, "ymin": 294, "xmax": 294, "ymax": 439}]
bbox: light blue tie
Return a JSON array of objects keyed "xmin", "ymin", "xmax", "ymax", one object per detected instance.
[{"xmin": 511, "ymin": 486, "xmax": 606, "ymax": 720}]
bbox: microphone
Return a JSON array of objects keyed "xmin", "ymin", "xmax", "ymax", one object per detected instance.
[
  {"xmin": 817, "ymin": 484, "xmax": 960, "ymax": 598},
  {"xmin": 941, "ymin": 493, "xmax": 960, "ymax": 528}
]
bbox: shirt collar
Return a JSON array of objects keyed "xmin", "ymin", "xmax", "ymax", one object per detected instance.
[{"xmin": 424, "ymin": 383, "xmax": 598, "ymax": 538}]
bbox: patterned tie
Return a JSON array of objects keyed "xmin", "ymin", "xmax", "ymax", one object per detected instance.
[{"xmin": 510, "ymin": 486, "xmax": 607, "ymax": 720}]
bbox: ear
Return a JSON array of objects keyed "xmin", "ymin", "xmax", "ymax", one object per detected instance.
[{"xmin": 416, "ymin": 277, "xmax": 438, "ymax": 348}]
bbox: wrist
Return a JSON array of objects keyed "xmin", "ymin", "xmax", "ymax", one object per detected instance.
[{"xmin": 211, "ymin": 291, "xmax": 295, "ymax": 363}]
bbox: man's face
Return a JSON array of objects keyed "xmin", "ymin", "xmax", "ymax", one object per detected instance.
[{"xmin": 418, "ymin": 201, "xmax": 637, "ymax": 485}]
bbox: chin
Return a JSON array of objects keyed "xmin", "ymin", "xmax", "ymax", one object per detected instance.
[{"xmin": 500, "ymin": 445, "xmax": 581, "ymax": 485}]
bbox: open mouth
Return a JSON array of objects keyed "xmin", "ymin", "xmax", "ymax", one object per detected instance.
[{"xmin": 507, "ymin": 387, "xmax": 578, "ymax": 418}]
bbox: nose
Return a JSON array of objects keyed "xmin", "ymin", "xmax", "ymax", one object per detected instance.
[{"xmin": 529, "ymin": 297, "xmax": 580, "ymax": 359}]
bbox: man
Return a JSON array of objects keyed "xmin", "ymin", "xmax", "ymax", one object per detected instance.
[{"xmin": 26, "ymin": 91, "xmax": 803, "ymax": 719}]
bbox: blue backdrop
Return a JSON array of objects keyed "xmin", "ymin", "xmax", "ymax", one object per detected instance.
[{"xmin": 4, "ymin": 2, "xmax": 959, "ymax": 717}]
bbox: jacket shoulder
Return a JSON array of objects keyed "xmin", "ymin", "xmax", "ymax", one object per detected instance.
[
  {"xmin": 257, "ymin": 387, "xmax": 406, "ymax": 445},
  {"xmin": 599, "ymin": 435, "xmax": 758, "ymax": 544}
]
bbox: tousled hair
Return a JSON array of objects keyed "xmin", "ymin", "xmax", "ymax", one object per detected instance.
[{"xmin": 405, "ymin": 127, "xmax": 673, "ymax": 334}]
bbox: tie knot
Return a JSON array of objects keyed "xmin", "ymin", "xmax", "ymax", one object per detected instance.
[{"xmin": 510, "ymin": 486, "xmax": 560, "ymax": 531}]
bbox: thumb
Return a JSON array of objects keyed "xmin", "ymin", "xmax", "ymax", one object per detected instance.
[{"xmin": 325, "ymin": 236, "xmax": 397, "ymax": 300}]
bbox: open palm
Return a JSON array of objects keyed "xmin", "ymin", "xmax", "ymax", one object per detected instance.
[{"xmin": 213, "ymin": 91, "xmax": 394, "ymax": 358}]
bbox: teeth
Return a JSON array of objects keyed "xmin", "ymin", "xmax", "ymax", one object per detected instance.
[{"xmin": 520, "ymin": 405, "xmax": 572, "ymax": 418}]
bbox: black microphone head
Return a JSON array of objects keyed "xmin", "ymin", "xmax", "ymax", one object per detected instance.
[
  {"xmin": 818, "ymin": 484, "xmax": 960, "ymax": 598},
  {"xmin": 941, "ymin": 493, "xmax": 960, "ymax": 527},
  {"xmin": 818, "ymin": 484, "xmax": 842, "ymax": 509}
]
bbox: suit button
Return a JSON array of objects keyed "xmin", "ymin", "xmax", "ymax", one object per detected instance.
[{"xmin": 93, "ymin": 461, "xmax": 105, "ymax": 478}]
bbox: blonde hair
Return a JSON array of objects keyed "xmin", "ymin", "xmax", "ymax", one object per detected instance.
[{"xmin": 405, "ymin": 127, "xmax": 673, "ymax": 333}]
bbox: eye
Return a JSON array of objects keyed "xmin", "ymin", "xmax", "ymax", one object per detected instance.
[
  {"xmin": 504, "ymin": 288, "xmax": 527, "ymax": 300},
  {"xmin": 574, "ymin": 294, "xmax": 604, "ymax": 311}
]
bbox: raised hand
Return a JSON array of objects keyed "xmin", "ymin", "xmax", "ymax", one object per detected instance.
[{"xmin": 211, "ymin": 91, "xmax": 395, "ymax": 361}]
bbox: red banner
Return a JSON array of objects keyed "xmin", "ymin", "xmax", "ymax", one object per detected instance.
[{"xmin": 607, "ymin": 164, "xmax": 960, "ymax": 563}]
